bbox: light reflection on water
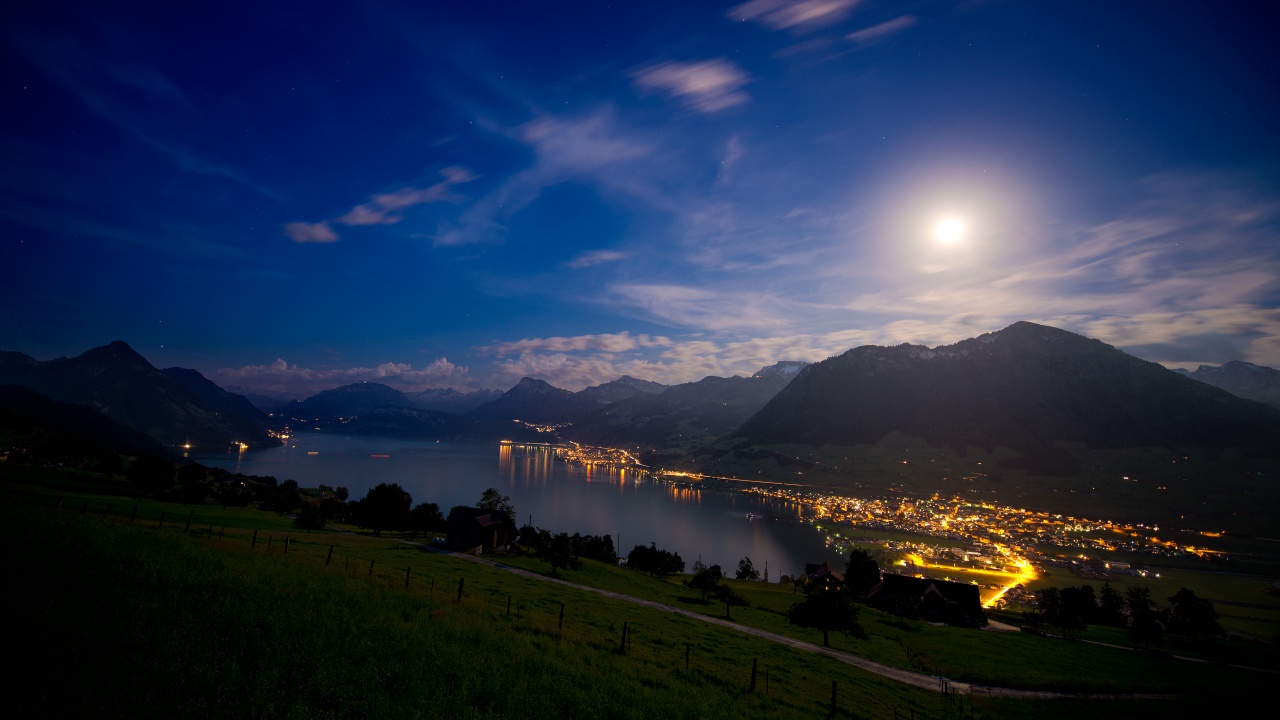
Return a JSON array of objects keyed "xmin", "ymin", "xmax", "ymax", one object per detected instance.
[{"xmin": 199, "ymin": 433, "xmax": 843, "ymax": 576}]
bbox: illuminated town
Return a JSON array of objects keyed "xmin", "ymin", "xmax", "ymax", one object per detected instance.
[{"xmin": 501, "ymin": 441, "xmax": 1231, "ymax": 608}]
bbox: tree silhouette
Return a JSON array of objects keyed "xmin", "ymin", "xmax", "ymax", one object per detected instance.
[
  {"xmin": 844, "ymin": 549, "xmax": 881, "ymax": 598},
  {"xmin": 711, "ymin": 583, "xmax": 749, "ymax": 619},
  {"xmin": 686, "ymin": 564, "xmax": 723, "ymax": 601},
  {"xmin": 736, "ymin": 556, "xmax": 761, "ymax": 581},
  {"xmin": 1167, "ymin": 588, "xmax": 1221, "ymax": 642},
  {"xmin": 349, "ymin": 483, "xmax": 412, "ymax": 536},
  {"xmin": 477, "ymin": 488, "xmax": 515, "ymax": 519},
  {"xmin": 786, "ymin": 587, "xmax": 865, "ymax": 647}
]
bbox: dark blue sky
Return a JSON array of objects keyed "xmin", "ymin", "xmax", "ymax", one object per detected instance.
[{"xmin": 3, "ymin": 1, "xmax": 1278, "ymax": 398}]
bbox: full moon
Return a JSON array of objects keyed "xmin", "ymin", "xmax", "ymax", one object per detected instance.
[{"xmin": 933, "ymin": 217, "xmax": 966, "ymax": 245}]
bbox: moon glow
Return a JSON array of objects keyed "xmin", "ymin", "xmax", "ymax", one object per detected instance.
[{"xmin": 933, "ymin": 217, "xmax": 966, "ymax": 245}]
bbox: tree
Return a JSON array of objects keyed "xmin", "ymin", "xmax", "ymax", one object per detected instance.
[
  {"xmin": 1126, "ymin": 586, "xmax": 1164, "ymax": 646},
  {"xmin": 294, "ymin": 502, "xmax": 325, "ymax": 530},
  {"xmin": 408, "ymin": 502, "xmax": 445, "ymax": 536},
  {"xmin": 126, "ymin": 455, "xmax": 175, "ymax": 495},
  {"xmin": 1167, "ymin": 588, "xmax": 1222, "ymax": 642},
  {"xmin": 1097, "ymin": 582, "xmax": 1126, "ymax": 627},
  {"xmin": 786, "ymin": 587, "xmax": 865, "ymax": 647},
  {"xmin": 176, "ymin": 463, "xmax": 208, "ymax": 485},
  {"xmin": 736, "ymin": 556, "xmax": 761, "ymax": 581},
  {"xmin": 711, "ymin": 583, "xmax": 749, "ymax": 619},
  {"xmin": 686, "ymin": 564, "xmax": 724, "ymax": 601},
  {"xmin": 349, "ymin": 482, "xmax": 412, "ymax": 536},
  {"xmin": 626, "ymin": 543, "xmax": 684, "ymax": 577},
  {"xmin": 335, "ymin": 486, "xmax": 349, "ymax": 501},
  {"xmin": 535, "ymin": 531, "xmax": 582, "ymax": 576},
  {"xmin": 477, "ymin": 488, "xmax": 515, "ymax": 519},
  {"xmin": 844, "ymin": 549, "xmax": 881, "ymax": 598}
]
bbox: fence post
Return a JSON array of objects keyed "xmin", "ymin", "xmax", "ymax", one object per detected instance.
[
  {"xmin": 685, "ymin": 644, "xmax": 690, "ymax": 670},
  {"xmin": 268, "ymin": 536, "xmax": 273, "ymax": 552},
  {"xmin": 185, "ymin": 510, "xmax": 193, "ymax": 532},
  {"xmin": 456, "ymin": 577, "xmax": 465, "ymax": 602},
  {"xmin": 218, "ymin": 526, "xmax": 225, "ymax": 541},
  {"xmin": 369, "ymin": 559, "xmax": 375, "ymax": 577},
  {"xmin": 326, "ymin": 545, "xmax": 334, "ymax": 566},
  {"xmin": 620, "ymin": 622, "xmax": 628, "ymax": 653},
  {"xmin": 750, "ymin": 658, "xmax": 757, "ymax": 691},
  {"xmin": 158, "ymin": 511, "xmax": 166, "ymax": 529},
  {"xmin": 284, "ymin": 536, "xmax": 290, "ymax": 555},
  {"xmin": 507, "ymin": 595, "xmax": 512, "ymax": 617},
  {"xmin": 558, "ymin": 603, "xmax": 565, "ymax": 631},
  {"xmin": 405, "ymin": 565, "xmax": 411, "ymax": 589},
  {"xmin": 830, "ymin": 680, "xmax": 837, "ymax": 715}
]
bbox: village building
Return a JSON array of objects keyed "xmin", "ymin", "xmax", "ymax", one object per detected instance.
[
  {"xmin": 866, "ymin": 573, "xmax": 987, "ymax": 627},
  {"xmin": 445, "ymin": 506, "xmax": 519, "ymax": 554}
]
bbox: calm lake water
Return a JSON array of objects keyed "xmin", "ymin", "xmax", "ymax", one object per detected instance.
[{"xmin": 197, "ymin": 432, "xmax": 845, "ymax": 577}]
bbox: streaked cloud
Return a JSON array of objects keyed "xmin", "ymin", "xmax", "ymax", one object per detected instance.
[
  {"xmin": 337, "ymin": 167, "xmax": 477, "ymax": 225},
  {"xmin": 211, "ymin": 356, "xmax": 471, "ymax": 398},
  {"xmin": 283, "ymin": 221, "xmax": 339, "ymax": 243},
  {"xmin": 847, "ymin": 15, "xmax": 917, "ymax": 44},
  {"xmin": 566, "ymin": 250, "xmax": 630, "ymax": 268},
  {"xmin": 729, "ymin": 0, "xmax": 861, "ymax": 32},
  {"xmin": 436, "ymin": 110, "xmax": 659, "ymax": 247},
  {"xmin": 481, "ymin": 331, "xmax": 671, "ymax": 356},
  {"xmin": 631, "ymin": 59, "xmax": 751, "ymax": 113},
  {"xmin": 610, "ymin": 284, "xmax": 798, "ymax": 331}
]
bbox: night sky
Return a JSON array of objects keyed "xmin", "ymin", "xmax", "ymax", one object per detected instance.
[{"xmin": 3, "ymin": 1, "xmax": 1278, "ymax": 399}]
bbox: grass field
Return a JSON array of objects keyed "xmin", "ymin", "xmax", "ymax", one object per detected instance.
[{"xmin": 3, "ymin": 464, "xmax": 1275, "ymax": 718}]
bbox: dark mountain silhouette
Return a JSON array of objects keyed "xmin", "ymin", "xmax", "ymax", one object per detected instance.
[
  {"xmin": 0, "ymin": 341, "xmax": 274, "ymax": 451},
  {"xmin": 576, "ymin": 375, "xmax": 668, "ymax": 405},
  {"xmin": 161, "ymin": 367, "xmax": 268, "ymax": 424},
  {"xmin": 573, "ymin": 365, "xmax": 800, "ymax": 447},
  {"xmin": 278, "ymin": 382, "xmax": 413, "ymax": 421},
  {"xmin": 1176, "ymin": 361, "xmax": 1280, "ymax": 410},
  {"xmin": 736, "ymin": 322, "xmax": 1280, "ymax": 453},
  {"xmin": 0, "ymin": 385, "xmax": 170, "ymax": 460},
  {"xmin": 469, "ymin": 377, "xmax": 596, "ymax": 424},
  {"xmin": 405, "ymin": 387, "xmax": 502, "ymax": 414}
]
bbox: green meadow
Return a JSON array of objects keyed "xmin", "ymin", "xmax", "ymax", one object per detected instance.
[{"xmin": 3, "ymin": 464, "xmax": 1274, "ymax": 718}]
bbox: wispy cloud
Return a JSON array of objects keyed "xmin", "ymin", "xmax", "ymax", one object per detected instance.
[
  {"xmin": 729, "ymin": 0, "xmax": 861, "ymax": 32},
  {"xmin": 481, "ymin": 331, "xmax": 671, "ymax": 356},
  {"xmin": 435, "ymin": 110, "xmax": 659, "ymax": 247},
  {"xmin": 610, "ymin": 284, "xmax": 798, "ymax": 331},
  {"xmin": 847, "ymin": 15, "xmax": 917, "ymax": 44},
  {"xmin": 630, "ymin": 59, "xmax": 752, "ymax": 113},
  {"xmin": 284, "ymin": 167, "xmax": 477, "ymax": 243},
  {"xmin": 566, "ymin": 250, "xmax": 630, "ymax": 268},
  {"xmin": 283, "ymin": 221, "xmax": 339, "ymax": 243},
  {"xmin": 211, "ymin": 357, "xmax": 472, "ymax": 398},
  {"xmin": 336, "ymin": 166, "xmax": 477, "ymax": 225}
]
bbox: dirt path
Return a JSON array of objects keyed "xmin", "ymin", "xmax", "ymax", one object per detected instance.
[{"xmin": 400, "ymin": 541, "xmax": 1171, "ymax": 700}]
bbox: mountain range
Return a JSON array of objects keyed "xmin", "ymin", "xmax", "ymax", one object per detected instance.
[
  {"xmin": 736, "ymin": 322, "xmax": 1280, "ymax": 454},
  {"xmin": 1175, "ymin": 361, "xmax": 1280, "ymax": 410},
  {"xmin": 0, "ymin": 341, "xmax": 274, "ymax": 453},
  {"xmin": 3, "ymin": 326, "xmax": 1278, "ymax": 471}
]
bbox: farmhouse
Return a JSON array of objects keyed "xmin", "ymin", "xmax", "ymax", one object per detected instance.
[
  {"xmin": 866, "ymin": 573, "xmax": 987, "ymax": 627},
  {"xmin": 445, "ymin": 506, "xmax": 519, "ymax": 554}
]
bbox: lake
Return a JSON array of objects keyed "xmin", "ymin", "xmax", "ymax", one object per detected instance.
[{"xmin": 197, "ymin": 432, "xmax": 846, "ymax": 577}]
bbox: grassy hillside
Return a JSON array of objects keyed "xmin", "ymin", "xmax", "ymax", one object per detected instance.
[{"xmin": 3, "ymin": 466, "xmax": 1268, "ymax": 718}]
